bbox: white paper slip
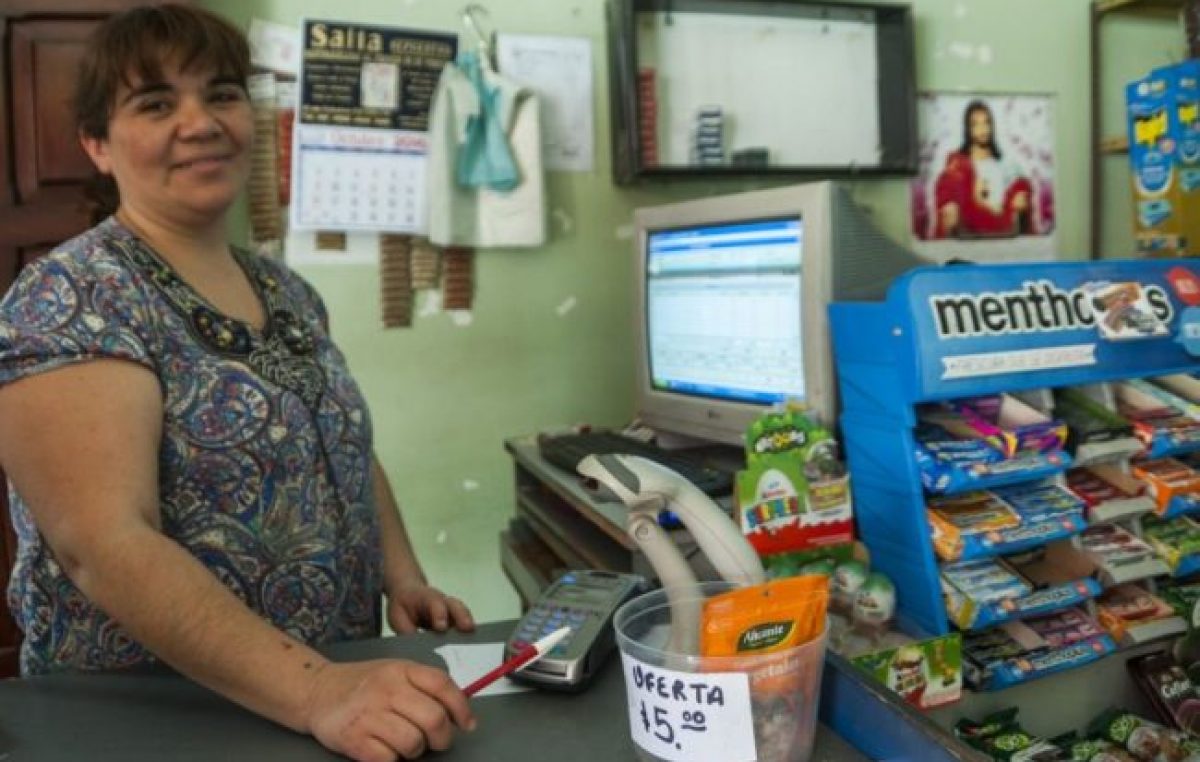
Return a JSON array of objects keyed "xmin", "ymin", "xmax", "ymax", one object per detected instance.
[{"xmin": 434, "ymin": 643, "xmax": 532, "ymax": 698}]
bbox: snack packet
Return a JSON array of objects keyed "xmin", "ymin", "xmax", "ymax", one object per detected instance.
[
  {"xmin": 1087, "ymin": 709, "xmax": 1200, "ymax": 762},
  {"xmin": 1052, "ymin": 733, "xmax": 1139, "ymax": 762},
  {"xmin": 1127, "ymin": 653, "xmax": 1200, "ymax": 735},
  {"xmin": 700, "ymin": 575, "xmax": 831, "ymax": 762},
  {"xmin": 955, "ymin": 707, "xmax": 1069, "ymax": 760},
  {"xmin": 702, "ymin": 575, "xmax": 829, "ymax": 657}
]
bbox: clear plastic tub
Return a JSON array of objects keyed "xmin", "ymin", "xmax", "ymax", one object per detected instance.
[{"xmin": 613, "ymin": 582, "xmax": 828, "ymax": 762}]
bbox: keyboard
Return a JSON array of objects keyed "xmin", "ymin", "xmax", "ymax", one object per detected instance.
[{"xmin": 537, "ymin": 430, "xmax": 734, "ymax": 497}]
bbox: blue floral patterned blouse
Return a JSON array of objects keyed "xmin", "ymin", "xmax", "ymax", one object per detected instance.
[{"xmin": 0, "ymin": 217, "xmax": 383, "ymax": 675}]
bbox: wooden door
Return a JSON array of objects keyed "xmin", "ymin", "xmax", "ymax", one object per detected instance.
[{"xmin": 0, "ymin": 0, "xmax": 162, "ymax": 677}]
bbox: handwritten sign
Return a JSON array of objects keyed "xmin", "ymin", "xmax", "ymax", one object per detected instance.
[{"xmin": 620, "ymin": 653, "xmax": 755, "ymax": 762}]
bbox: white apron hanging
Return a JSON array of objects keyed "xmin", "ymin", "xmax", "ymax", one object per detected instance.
[{"xmin": 426, "ymin": 52, "xmax": 546, "ymax": 248}]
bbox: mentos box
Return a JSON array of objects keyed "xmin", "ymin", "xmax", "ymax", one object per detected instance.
[{"xmin": 1127, "ymin": 60, "xmax": 1200, "ymax": 257}]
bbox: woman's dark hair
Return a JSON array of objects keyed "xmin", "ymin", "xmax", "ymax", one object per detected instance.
[
  {"xmin": 958, "ymin": 99, "xmax": 1002, "ymax": 159},
  {"xmin": 75, "ymin": 4, "xmax": 250, "ymax": 221}
]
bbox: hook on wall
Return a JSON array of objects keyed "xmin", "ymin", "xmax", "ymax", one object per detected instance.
[{"xmin": 461, "ymin": 4, "xmax": 497, "ymax": 68}]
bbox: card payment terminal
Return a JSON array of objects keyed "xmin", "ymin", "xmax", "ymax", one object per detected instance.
[{"xmin": 505, "ymin": 570, "xmax": 646, "ymax": 691}]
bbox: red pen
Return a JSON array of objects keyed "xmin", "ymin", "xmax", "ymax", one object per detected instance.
[{"xmin": 462, "ymin": 626, "xmax": 572, "ymax": 697}]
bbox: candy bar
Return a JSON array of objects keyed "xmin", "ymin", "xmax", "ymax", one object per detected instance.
[
  {"xmin": 1133, "ymin": 458, "xmax": 1200, "ymax": 513},
  {"xmin": 993, "ymin": 482, "xmax": 1086, "ymax": 523},
  {"xmin": 1142, "ymin": 516, "xmax": 1200, "ymax": 570},
  {"xmin": 942, "ymin": 558, "xmax": 1033, "ymax": 604},
  {"xmin": 1082, "ymin": 525, "xmax": 1155, "ymax": 567},
  {"xmin": 1052, "ymin": 733, "xmax": 1140, "ymax": 762},
  {"xmin": 1159, "ymin": 581, "xmax": 1200, "ymax": 620},
  {"xmin": 1127, "ymin": 653, "xmax": 1200, "ymax": 734},
  {"xmin": 1020, "ymin": 608, "xmax": 1105, "ymax": 649},
  {"xmin": 955, "ymin": 708, "xmax": 1069, "ymax": 761},
  {"xmin": 929, "ymin": 492, "xmax": 1022, "ymax": 533},
  {"xmin": 1088, "ymin": 709, "xmax": 1200, "ymax": 761}
]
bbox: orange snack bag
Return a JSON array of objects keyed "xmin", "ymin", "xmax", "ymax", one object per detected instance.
[
  {"xmin": 701, "ymin": 575, "xmax": 829, "ymax": 657},
  {"xmin": 701, "ymin": 575, "xmax": 829, "ymax": 696}
]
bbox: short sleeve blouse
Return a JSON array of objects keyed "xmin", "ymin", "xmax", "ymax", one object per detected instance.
[{"xmin": 0, "ymin": 218, "xmax": 382, "ymax": 675}]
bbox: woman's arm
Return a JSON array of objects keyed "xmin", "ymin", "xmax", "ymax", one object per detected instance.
[
  {"xmin": 0, "ymin": 361, "xmax": 473, "ymax": 761},
  {"xmin": 372, "ymin": 455, "xmax": 475, "ymax": 634}
]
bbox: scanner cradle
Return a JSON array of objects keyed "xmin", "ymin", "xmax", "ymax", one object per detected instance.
[{"xmin": 577, "ymin": 453, "xmax": 765, "ymax": 653}]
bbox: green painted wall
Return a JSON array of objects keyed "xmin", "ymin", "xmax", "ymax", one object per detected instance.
[
  {"xmin": 1098, "ymin": 11, "xmax": 1190, "ymax": 258},
  {"xmin": 203, "ymin": 0, "xmax": 1180, "ymax": 624}
]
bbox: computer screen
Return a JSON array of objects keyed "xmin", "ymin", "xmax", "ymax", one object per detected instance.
[
  {"xmin": 633, "ymin": 182, "xmax": 927, "ymax": 446},
  {"xmin": 645, "ymin": 218, "xmax": 805, "ymax": 407}
]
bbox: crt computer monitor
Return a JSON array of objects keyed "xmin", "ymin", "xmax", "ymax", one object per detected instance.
[{"xmin": 634, "ymin": 181, "xmax": 928, "ymax": 446}]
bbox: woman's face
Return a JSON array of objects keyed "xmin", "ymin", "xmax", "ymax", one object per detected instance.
[
  {"xmin": 968, "ymin": 109, "xmax": 993, "ymax": 148},
  {"xmin": 80, "ymin": 57, "xmax": 252, "ymax": 228}
]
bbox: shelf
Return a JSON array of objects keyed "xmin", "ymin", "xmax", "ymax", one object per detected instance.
[
  {"xmin": 1097, "ymin": 554, "xmax": 1173, "ymax": 586},
  {"xmin": 831, "ymin": 262, "xmax": 1200, "ymax": 637},
  {"xmin": 607, "ymin": 0, "xmax": 919, "ymax": 183},
  {"xmin": 1096, "ymin": 0, "xmax": 1185, "ymax": 16},
  {"xmin": 1087, "ymin": 495, "xmax": 1156, "ymax": 524},
  {"xmin": 1111, "ymin": 615, "xmax": 1188, "ymax": 645},
  {"xmin": 1072, "ymin": 437, "xmax": 1144, "ymax": 467},
  {"xmin": 516, "ymin": 489, "xmax": 631, "ymax": 573},
  {"xmin": 508, "ymin": 439, "xmax": 638, "ymax": 551},
  {"xmin": 1099, "ymin": 134, "xmax": 1130, "ymax": 154},
  {"xmin": 947, "ymin": 579, "xmax": 1103, "ymax": 632},
  {"xmin": 500, "ymin": 520, "xmax": 564, "ymax": 608}
]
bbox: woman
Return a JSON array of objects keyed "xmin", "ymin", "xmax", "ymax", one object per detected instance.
[
  {"xmin": 0, "ymin": 6, "xmax": 475, "ymax": 761},
  {"xmin": 934, "ymin": 100, "xmax": 1033, "ymax": 239}
]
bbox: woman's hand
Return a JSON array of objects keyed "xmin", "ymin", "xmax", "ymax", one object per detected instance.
[
  {"xmin": 304, "ymin": 659, "xmax": 476, "ymax": 762},
  {"xmin": 387, "ymin": 583, "xmax": 475, "ymax": 634}
]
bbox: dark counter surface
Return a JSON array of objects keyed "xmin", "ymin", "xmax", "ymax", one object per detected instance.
[{"xmin": 0, "ymin": 620, "xmax": 868, "ymax": 761}]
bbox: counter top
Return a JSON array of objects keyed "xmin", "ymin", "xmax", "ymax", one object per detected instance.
[{"xmin": 0, "ymin": 621, "xmax": 868, "ymax": 761}]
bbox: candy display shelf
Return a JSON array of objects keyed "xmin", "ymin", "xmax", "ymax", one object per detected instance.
[{"xmin": 832, "ymin": 259, "xmax": 1200, "ymax": 690}]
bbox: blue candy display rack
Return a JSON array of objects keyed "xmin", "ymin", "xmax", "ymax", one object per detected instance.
[{"xmin": 830, "ymin": 259, "xmax": 1200, "ymax": 640}]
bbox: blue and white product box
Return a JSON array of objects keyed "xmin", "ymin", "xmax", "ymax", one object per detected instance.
[{"xmin": 1127, "ymin": 60, "xmax": 1200, "ymax": 256}]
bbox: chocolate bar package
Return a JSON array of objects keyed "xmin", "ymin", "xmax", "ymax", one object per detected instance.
[
  {"xmin": 1087, "ymin": 709, "xmax": 1200, "ymax": 761},
  {"xmin": 929, "ymin": 492, "xmax": 1023, "ymax": 534},
  {"xmin": 1133, "ymin": 459, "xmax": 1200, "ymax": 512},
  {"xmin": 1068, "ymin": 472, "xmax": 1124, "ymax": 506},
  {"xmin": 1082, "ymin": 525, "xmax": 1156, "ymax": 568},
  {"xmin": 1097, "ymin": 586, "xmax": 1181, "ymax": 643},
  {"xmin": 963, "ymin": 627, "xmax": 1032, "ymax": 666},
  {"xmin": 1069, "ymin": 468, "xmax": 1142, "ymax": 507},
  {"xmin": 1142, "ymin": 517, "xmax": 1200, "ymax": 570},
  {"xmin": 1159, "ymin": 581, "xmax": 1200, "ymax": 621},
  {"xmin": 1023, "ymin": 608, "xmax": 1106, "ymax": 649},
  {"xmin": 1052, "ymin": 733, "xmax": 1140, "ymax": 762},
  {"xmin": 956, "ymin": 707, "xmax": 1068, "ymax": 761},
  {"xmin": 993, "ymin": 481, "xmax": 1087, "ymax": 524},
  {"xmin": 1127, "ymin": 653, "xmax": 1200, "ymax": 735},
  {"xmin": 916, "ymin": 419, "xmax": 1006, "ymax": 466},
  {"xmin": 942, "ymin": 558, "xmax": 1033, "ymax": 604},
  {"xmin": 1054, "ymin": 388, "xmax": 1136, "ymax": 451},
  {"xmin": 928, "ymin": 491, "xmax": 1025, "ymax": 561}
]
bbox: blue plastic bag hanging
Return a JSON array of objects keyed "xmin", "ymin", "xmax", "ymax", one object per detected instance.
[{"xmin": 454, "ymin": 51, "xmax": 519, "ymax": 191}]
